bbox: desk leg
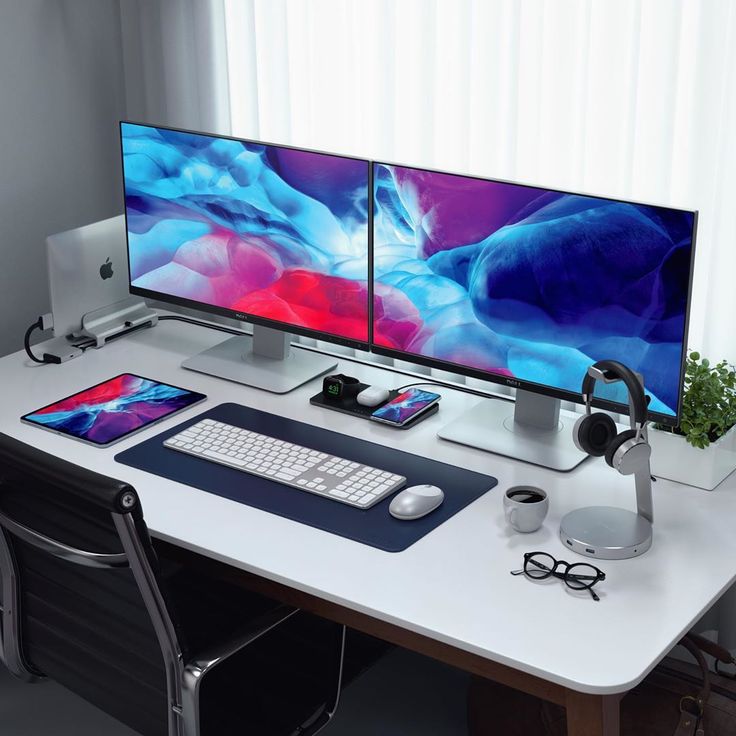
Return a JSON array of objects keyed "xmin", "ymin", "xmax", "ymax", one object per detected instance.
[{"xmin": 565, "ymin": 691, "xmax": 621, "ymax": 736}]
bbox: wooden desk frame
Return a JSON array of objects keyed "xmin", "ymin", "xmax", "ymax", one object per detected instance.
[{"xmin": 159, "ymin": 540, "xmax": 623, "ymax": 736}]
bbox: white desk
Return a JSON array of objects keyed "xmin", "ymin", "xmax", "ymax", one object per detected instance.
[{"xmin": 3, "ymin": 319, "xmax": 736, "ymax": 735}]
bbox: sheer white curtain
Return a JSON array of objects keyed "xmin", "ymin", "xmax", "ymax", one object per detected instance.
[
  {"xmin": 217, "ymin": 0, "xmax": 736, "ymax": 374},
  {"xmin": 120, "ymin": 0, "xmax": 231, "ymax": 133},
  {"xmin": 119, "ymin": 0, "xmax": 736, "ymax": 376}
]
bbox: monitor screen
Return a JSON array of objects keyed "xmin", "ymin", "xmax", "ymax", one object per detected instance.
[
  {"xmin": 372, "ymin": 163, "xmax": 696, "ymax": 422},
  {"xmin": 121, "ymin": 122, "xmax": 370, "ymax": 347}
]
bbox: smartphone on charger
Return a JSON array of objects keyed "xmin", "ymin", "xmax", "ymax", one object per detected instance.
[{"xmin": 369, "ymin": 388, "xmax": 441, "ymax": 427}]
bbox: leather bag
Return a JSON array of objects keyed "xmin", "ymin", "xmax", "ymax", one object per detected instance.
[{"xmin": 467, "ymin": 633, "xmax": 736, "ymax": 736}]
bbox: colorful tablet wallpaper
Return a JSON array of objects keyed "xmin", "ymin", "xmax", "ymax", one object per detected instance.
[
  {"xmin": 24, "ymin": 375, "xmax": 202, "ymax": 445},
  {"xmin": 122, "ymin": 123, "xmax": 370, "ymax": 343},
  {"xmin": 372, "ymin": 389, "xmax": 439, "ymax": 424},
  {"xmin": 373, "ymin": 164, "xmax": 695, "ymax": 417}
]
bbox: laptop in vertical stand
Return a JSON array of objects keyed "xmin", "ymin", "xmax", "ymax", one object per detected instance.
[{"xmin": 46, "ymin": 214, "xmax": 130, "ymax": 338}]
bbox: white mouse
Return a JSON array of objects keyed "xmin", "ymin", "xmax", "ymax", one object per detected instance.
[
  {"xmin": 389, "ymin": 484, "xmax": 445, "ymax": 520},
  {"xmin": 357, "ymin": 386, "xmax": 390, "ymax": 407}
]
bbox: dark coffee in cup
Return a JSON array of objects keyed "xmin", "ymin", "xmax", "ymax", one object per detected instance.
[{"xmin": 507, "ymin": 489, "xmax": 546, "ymax": 504}]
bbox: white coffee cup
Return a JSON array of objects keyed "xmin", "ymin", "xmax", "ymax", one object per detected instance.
[{"xmin": 503, "ymin": 486, "xmax": 549, "ymax": 533}]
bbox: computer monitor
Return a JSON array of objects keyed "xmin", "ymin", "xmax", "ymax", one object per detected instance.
[
  {"xmin": 372, "ymin": 162, "xmax": 697, "ymax": 469},
  {"xmin": 120, "ymin": 121, "xmax": 370, "ymax": 392}
]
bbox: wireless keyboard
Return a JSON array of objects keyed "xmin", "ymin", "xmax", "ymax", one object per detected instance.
[{"xmin": 164, "ymin": 419, "xmax": 406, "ymax": 509}]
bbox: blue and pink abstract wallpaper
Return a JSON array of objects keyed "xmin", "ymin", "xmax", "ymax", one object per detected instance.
[
  {"xmin": 122, "ymin": 123, "xmax": 370, "ymax": 342},
  {"xmin": 24, "ymin": 375, "xmax": 201, "ymax": 444},
  {"xmin": 373, "ymin": 164, "xmax": 695, "ymax": 416}
]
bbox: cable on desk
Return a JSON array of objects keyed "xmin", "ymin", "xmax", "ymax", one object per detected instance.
[
  {"xmin": 156, "ymin": 314, "xmax": 245, "ymax": 336},
  {"xmin": 24, "ymin": 319, "xmax": 46, "ymax": 363},
  {"xmin": 392, "ymin": 380, "xmax": 512, "ymax": 404},
  {"xmin": 396, "ymin": 381, "xmax": 454, "ymax": 393},
  {"xmin": 24, "ymin": 311, "xmax": 511, "ymax": 407}
]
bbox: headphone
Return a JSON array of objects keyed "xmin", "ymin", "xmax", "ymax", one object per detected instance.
[{"xmin": 572, "ymin": 360, "xmax": 651, "ymax": 475}]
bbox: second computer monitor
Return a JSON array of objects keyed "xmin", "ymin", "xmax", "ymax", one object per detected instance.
[{"xmin": 372, "ymin": 162, "xmax": 696, "ymax": 426}]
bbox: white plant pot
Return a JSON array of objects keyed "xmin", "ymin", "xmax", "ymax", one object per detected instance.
[{"xmin": 648, "ymin": 423, "xmax": 736, "ymax": 490}]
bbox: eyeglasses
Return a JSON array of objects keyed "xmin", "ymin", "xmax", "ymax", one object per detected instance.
[{"xmin": 511, "ymin": 551, "xmax": 606, "ymax": 601}]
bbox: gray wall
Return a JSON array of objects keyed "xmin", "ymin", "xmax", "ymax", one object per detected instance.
[{"xmin": 0, "ymin": 0, "xmax": 126, "ymax": 356}]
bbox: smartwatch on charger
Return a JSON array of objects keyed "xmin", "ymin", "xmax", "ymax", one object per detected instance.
[{"xmin": 322, "ymin": 373, "xmax": 361, "ymax": 401}]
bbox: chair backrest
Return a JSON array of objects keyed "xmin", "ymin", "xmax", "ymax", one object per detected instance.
[{"xmin": 0, "ymin": 433, "xmax": 183, "ymax": 736}]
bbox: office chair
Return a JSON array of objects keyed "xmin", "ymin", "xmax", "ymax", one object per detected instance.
[{"xmin": 0, "ymin": 433, "xmax": 344, "ymax": 736}]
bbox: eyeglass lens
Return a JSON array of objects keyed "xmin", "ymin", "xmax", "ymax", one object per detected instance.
[{"xmin": 523, "ymin": 553, "xmax": 556, "ymax": 579}]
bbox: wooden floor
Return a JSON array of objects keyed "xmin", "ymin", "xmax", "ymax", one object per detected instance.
[{"xmin": 0, "ymin": 647, "xmax": 470, "ymax": 735}]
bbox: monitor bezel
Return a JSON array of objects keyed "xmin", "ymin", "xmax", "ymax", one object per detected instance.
[
  {"xmin": 119, "ymin": 120, "xmax": 372, "ymax": 352},
  {"xmin": 370, "ymin": 160, "xmax": 698, "ymax": 427}
]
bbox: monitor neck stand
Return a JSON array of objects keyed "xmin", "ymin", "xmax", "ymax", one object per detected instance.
[
  {"xmin": 181, "ymin": 324, "xmax": 337, "ymax": 394},
  {"xmin": 437, "ymin": 389, "xmax": 588, "ymax": 471}
]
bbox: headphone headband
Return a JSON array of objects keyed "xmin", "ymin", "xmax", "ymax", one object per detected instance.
[{"xmin": 581, "ymin": 360, "xmax": 647, "ymax": 427}]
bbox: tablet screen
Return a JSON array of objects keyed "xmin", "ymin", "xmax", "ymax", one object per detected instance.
[{"xmin": 22, "ymin": 373, "xmax": 206, "ymax": 446}]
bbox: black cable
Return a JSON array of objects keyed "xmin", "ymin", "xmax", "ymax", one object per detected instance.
[
  {"xmin": 156, "ymin": 314, "xmax": 245, "ymax": 336},
  {"xmin": 395, "ymin": 381, "xmax": 452, "ymax": 394},
  {"xmin": 24, "ymin": 319, "xmax": 47, "ymax": 364},
  {"xmin": 157, "ymin": 318, "xmax": 508, "ymax": 405},
  {"xmin": 24, "ymin": 313, "xmax": 242, "ymax": 366},
  {"xmin": 27, "ymin": 311, "xmax": 510, "ymax": 403}
]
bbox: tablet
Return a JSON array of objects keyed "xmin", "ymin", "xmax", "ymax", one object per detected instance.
[{"xmin": 21, "ymin": 374, "xmax": 206, "ymax": 447}]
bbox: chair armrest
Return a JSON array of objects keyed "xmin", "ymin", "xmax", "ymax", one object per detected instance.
[{"xmin": 184, "ymin": 603, "xmax": 298, "ymax": 677}]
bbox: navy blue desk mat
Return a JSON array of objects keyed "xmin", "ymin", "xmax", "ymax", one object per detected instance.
[{"xmin": 115, "ymin": 402, "xmax": 497, "ymax": 553}]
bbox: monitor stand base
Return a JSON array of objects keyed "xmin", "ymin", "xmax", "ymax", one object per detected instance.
[
  {"xmin": 437, "ymin": 391, "xmax": 588, "ymax": 471},
  {"xmin": 182, "ymin": 326, "xmax": 337, "ymax": 394}
]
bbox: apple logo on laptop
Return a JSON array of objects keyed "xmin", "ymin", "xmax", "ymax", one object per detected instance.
[{"xmin": 99, "ymin": 257, "xmax": 114, "ymax": 280}]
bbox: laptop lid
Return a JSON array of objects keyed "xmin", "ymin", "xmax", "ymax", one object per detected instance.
[{"xmin": 46, "ymin": 215, "xmax": 129, "ymax": 338}]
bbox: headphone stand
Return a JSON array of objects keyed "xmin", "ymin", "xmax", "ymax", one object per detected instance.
[{"xmin": 560, "ymin": 368, "xmax": 654, "ymax": 560}]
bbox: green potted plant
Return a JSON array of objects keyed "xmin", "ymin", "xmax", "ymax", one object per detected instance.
[{"xmin": 649, "ymin": 351, "xmax": 736, "ymax": 490}]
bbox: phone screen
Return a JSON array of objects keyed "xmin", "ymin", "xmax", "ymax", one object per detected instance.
[{"xmin": 370, "ymin": 388, "xmax": 440, "ymax": 425}]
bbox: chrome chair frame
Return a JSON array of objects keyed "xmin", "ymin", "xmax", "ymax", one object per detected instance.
[{"xmin": 0, "ymin": 503, "xmax": 342, "ymax": 736}]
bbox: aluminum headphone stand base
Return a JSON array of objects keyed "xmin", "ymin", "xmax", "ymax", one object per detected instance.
[
  {"xmin": 559, "ymin": 503, "xmax": 653, "ymax": 560},
  {"xmin": 560, "ymin": 374, "xmax": 654, "ymax": 560}
]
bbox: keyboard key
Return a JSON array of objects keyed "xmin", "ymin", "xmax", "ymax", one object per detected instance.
[{"xmin": 203, "ymin": 449, "xmax": 246, "ymax": 467}]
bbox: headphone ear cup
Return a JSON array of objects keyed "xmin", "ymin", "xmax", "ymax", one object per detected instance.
[
  {"xmin": 574, "ymin": 413, "xmax": 617, "ymax": 457},
  {"xmin": 604, "ymin": 429, "xmax": 638, "ymax": 469}
]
